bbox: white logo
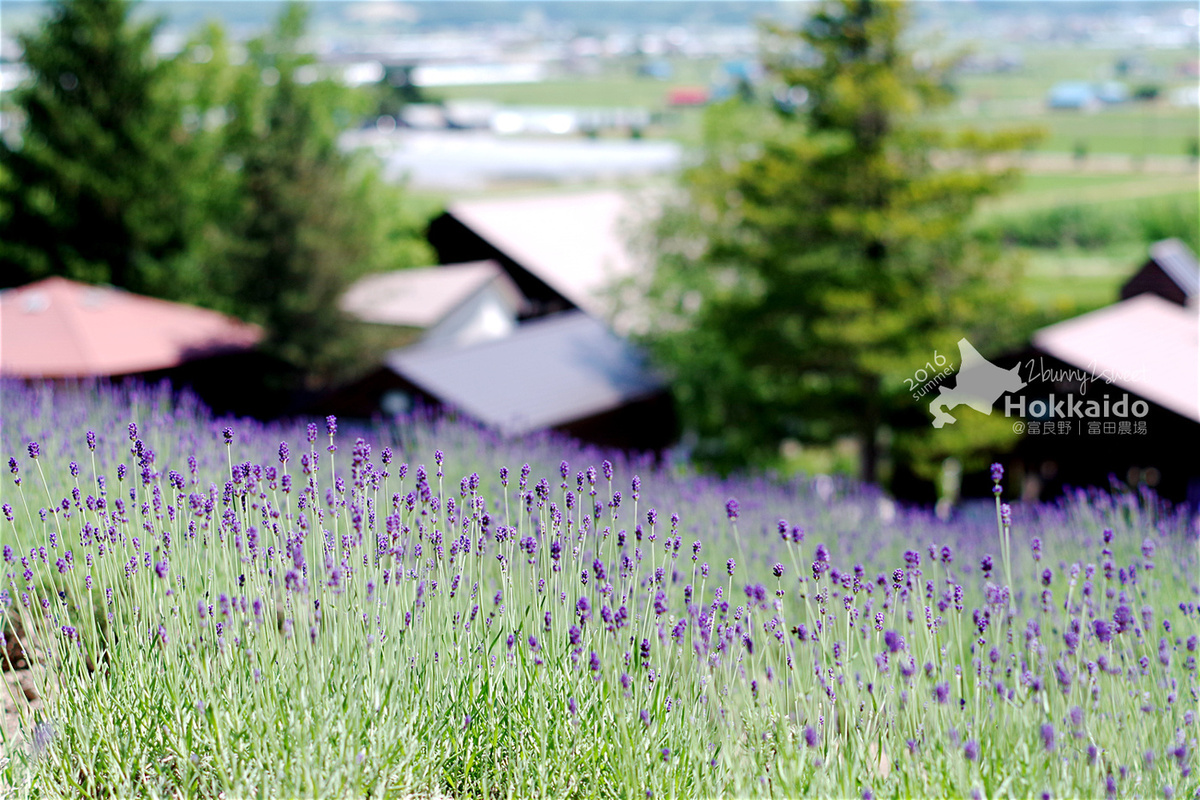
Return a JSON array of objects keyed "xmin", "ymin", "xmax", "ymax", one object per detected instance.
[{"xmin": 929, "ymin": 339, "xmax": 1025, "ymax": 428}]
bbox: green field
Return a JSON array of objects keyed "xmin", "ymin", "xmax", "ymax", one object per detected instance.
[
  {"xmin": 1017, "ymin": 245, "xmax": 1144, "ymax": 313},
  {"xmin": 975, "ymin": 169, "xmax": 1197, "ymax": 313},
  {"xmin": 427, "ymin": 44, "xmax": 1200, "ymax": 156},
  {"xmin": 428, "ymin": 59, "xmax": 721, "ymax": 110}
]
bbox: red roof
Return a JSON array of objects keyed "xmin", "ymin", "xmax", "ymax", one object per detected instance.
[
  {"xmin": 1, "ymin": 277, "xmax": 263, "ymax": 378},
  {"xmin": 667, "ymin": 87, "xmax": 709, "ymax": 106}
]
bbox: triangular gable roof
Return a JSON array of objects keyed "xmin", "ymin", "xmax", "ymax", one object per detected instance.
[
  {"xmin": 445, "ymin": 190, "xmax": 643, "ymax": 320},
  {"xmin": 0, "ymin": 277, "xmax": 263, "ymax": 378},
  {"xmin": 1031, "ymin": 293, "xmax": 1199, "ymax": 423},
  {"xmin": 384, "ymin": 310, "xmax": 663, "ymax": 435},
  {"xmin": 1146, "ymin": 238, "xmax": 1199, "ymax": 298},
  {"xmin": 339, "ymin": 260, "xmax": 521, "ymax": 327}
]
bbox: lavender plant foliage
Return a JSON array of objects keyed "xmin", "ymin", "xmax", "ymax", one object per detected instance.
[{"xmin": 0, "ymin": 379, "xmax": 1197, "ymax": 798}]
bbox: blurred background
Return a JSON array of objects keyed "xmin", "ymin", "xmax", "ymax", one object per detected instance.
[{"xmin": 1, "ymin": 0, "xmax": 1197, "ymax": 509}]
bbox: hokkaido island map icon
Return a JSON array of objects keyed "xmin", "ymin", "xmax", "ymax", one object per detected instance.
[{"xmin": 929, "ymin": 338, "xmax": 1025, "ymax": 428}]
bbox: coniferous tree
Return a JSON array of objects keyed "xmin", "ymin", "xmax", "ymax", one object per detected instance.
[
  {"xmin": 1, "ymin": 0, "xmax": 432, "ymax": 392},
  {"xmin": 638, "ymin": 0, "xmax": 1041, "ymax": 485},
  {"xmin": 197, "ymin": 3, "xmax": 432, "ymax": 388},
  {"xmin": 0, "ymin": 0, "xmax": 194, "ymax": 294}
]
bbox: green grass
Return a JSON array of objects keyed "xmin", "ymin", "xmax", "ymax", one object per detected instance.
[
  {"xmin": 930, "ymin": 45, "xmax": 1200, "ymax": 156},
  {"xmin": 970, "ymin": 177, "xmax": 1198, "ymax": 313},
  {"xmin": 1018, "ymin": 245, "xmax": 1144, "ymax": 314},
  {"xmin": 989, "ymin": 174, "xmax": 1200, "ymax": 214}
]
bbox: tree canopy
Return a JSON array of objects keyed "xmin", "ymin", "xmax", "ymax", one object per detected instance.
[
  {"xmin": 637, "ymin": 0, "xmax": 1041, "ymax": 488},
  {"xmin": 0, "ymin": 0, "xmax": 432, "ymax": 390},
  {"xmin": 0, "ymin": 0, "xmax": 193, "ymax": 295}
]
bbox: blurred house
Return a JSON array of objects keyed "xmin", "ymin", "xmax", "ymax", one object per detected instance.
[
  {"xmin": 340, "ymin": 260, "xmax": 524, "ymax": 348},
  {"xmin": 667, "ymin": 87, "xmax": 709, "ymax": 106},
  {"xmin": 317, "ymin": 310, "xmax": 675, "ymax": 450},
  {"xmin": 326, "ymin": 189, "xmax": 675, "ymax": 450},
  {"xmin": 1047, "ymin": 81, "xmax": 1129, "ymax": 109},
  {"xmin": 0, "ymin": 276, "xmax": 271, "ymax": 414},
  {"xmin": 1048, "ymin": 82, "xmax": 1098, "ymax": 109},
  {"xmin": 1001, "ymin": 240, "xmax": 1200, "ymax": 508},
  {"xmin": 426, "ymin": 189, "xmax": 646, "ymax": 325},
  {"xmin": 1119, "ymin": 237, "xmax": 1199, "ymax": 306}
]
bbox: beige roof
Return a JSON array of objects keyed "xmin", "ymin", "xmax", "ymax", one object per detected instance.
[
  {"xmin": 446, "ymin": 190, "xmax": 645, "ymax": 319},
  {"xmin": 1032, "ymin": 293, "xmax": 1199, "ymax": 422},
  {"xmin": 0, "ymin": 277, "xmax": 262, "ymax": 378},
  {"xmin": 340, "ymin": 261, "xmax": 519, "ymax": 327}
]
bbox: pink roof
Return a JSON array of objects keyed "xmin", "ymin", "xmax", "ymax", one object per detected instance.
[
  {"xmin": 1, "ymin": 277, "xmax": 263, "ymax": 378},
  {"xmin": 1032, "ymin": 293, "xmax": 1199, "ymax": 422}
]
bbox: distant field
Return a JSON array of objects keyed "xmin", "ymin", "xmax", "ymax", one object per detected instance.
[
  {"xmin": 1017, "ymin": 244, "xmax": 1145, "ymax": 313},
  {"xmin": 429, "ymin": 43, "xmax": 1199, "ymax": 156},
  {"xmin": 935, "ymin": 104, "xmax": 1199, "ymax": 158},
  {"xmin": 418, "ymin": 43, "xmax": 1196, "ymax": 319},
  {"xmin": 974, "ymin": 172, "xmax": 1196, "ymax": 314},
  {"xmin": 899, "ymin": 44, "xmax": 1198, "ymax": 157},
  {"xmin": 981, "ymin": 173, "xmax": 1198, "ymax": 215},
  {"xmin": 428, "ymin": 59, "xmax": 722, "ymax": 110}
]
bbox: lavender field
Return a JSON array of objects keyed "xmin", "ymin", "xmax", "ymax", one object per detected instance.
[{"xmin": 0, "ymin": 381, "xmax": 1196, "ymax": 799}]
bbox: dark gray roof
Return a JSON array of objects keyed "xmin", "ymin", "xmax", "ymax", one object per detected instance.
[
  {"xmin": 384, "ymin": 311, "xmax": 663, "ymax": 435},
  {"xmin": 1148, "ymin": 238, "xmax": 1200, "ymax": 297}
]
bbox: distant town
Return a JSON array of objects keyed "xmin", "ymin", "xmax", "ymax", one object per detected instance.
[{"xmin": 3, "ymin": 2, "xmax": 1198, "ymax": 189}]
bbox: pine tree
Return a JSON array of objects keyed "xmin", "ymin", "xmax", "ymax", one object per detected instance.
[
  {"xmin": 0, "ymin": 0, "xmax": 193, "ymax": 294},
  {"xmin": 200, "ymin": 3, "xmax": 432, "ymax": 387},
  {"xmin": 639, "ymin": 0, "xmax": 1040, "ymax": 484},
  {"xmin": 1, "ymin": 0, "xmax": 432, "ymax": 391}
]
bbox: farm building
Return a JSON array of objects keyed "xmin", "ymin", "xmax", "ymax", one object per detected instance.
[
  {"xmin": 1119, "ymin": 237, "xmax": 1199, "ymax": 306},
  {"xmin": 0, "ymin": 276, "xmax": 272, "ymax": 416},
  {"xmin": 340, "ymin": 260, "xmax": 525, "ymax": 349},
  {"xmin": 316, "ymin": 310, "xmax": 675, "ymax": 451},
  {"xmin": 425, "ymin": 189, "xmax": 650, "ymax": 329},
  {"xmin": 1000, "ymin": 243, "xmax": 1200, "ymax": 508}
]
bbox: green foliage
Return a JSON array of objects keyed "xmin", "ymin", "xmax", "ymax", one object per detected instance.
[
  {"xmin": 638, "ymin": 0, "xmax": 1040, "ymax": 485},
  {"xmin": 975, "ymin": 192, "xmax": 1200, "ymax": 254},
  {"xmin": 0, "ymin": 0, "xmax": 434, "ymax": 389},
  {"xmin": 179, "ymin": 4, "xmax": 433, "ymax": 386},
  {"xmin": 0, "ymin": 0, "xmax": 196, "ymax": 294}
]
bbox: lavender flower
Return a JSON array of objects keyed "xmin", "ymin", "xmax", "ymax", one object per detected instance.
[
  {"xmin": 1040, "ymin": 723, "xmax": 1055, "ymax": 752},
  {"xmin": 1113, "ymin": 605, "xmax": 1134, "ymax": 634}
]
